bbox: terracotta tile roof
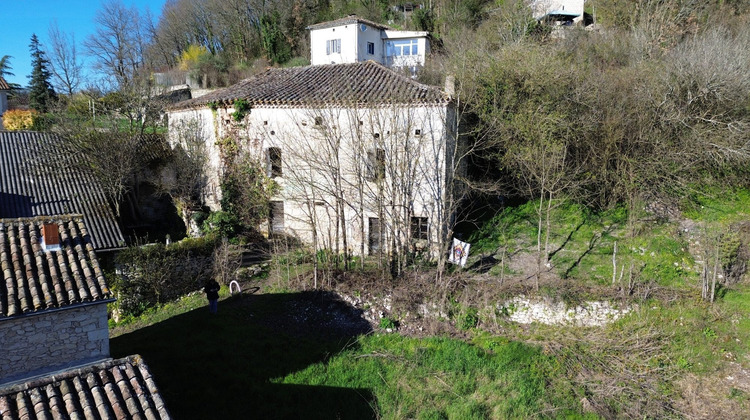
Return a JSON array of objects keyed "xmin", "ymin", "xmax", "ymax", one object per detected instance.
[
  {"xmin": 169, "ymin": 61, "xmax": 449, "ymax": 110},
  {"xmin": 306, "ymin": 14, "xmax": 390, "ymax": 30},
  {"xmin": 0, "ymin": 215, "xmax": 112, "ymax": 318},
  {"xmin": 0, "ymin": 132, "xmax": 125, "ymax": 251},
  {"xmin": 0, "ymin": 76, "xmax": 9, "ymax": 91},
  {"xmin": 0, "ymin": 355, "xmax": 171, "ymax": 420}
]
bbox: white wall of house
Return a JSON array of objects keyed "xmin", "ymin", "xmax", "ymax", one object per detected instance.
[
  {"xmin": 310, "ymin": 22, "xmax": 429, "ymax": 69},
  {"xmin": 0, "ymin": 304, "xmax": 110, "ymax": 386},
  {"xmin": 531, "ymin": 0, "xmax": 585, "ymax": 21},
  {"xmin": 310, "ymin": 24, "xmax": 361, "ymax": 65},
  {"xmin": 167, "ymin": 107, "xmax": 223, "ymax": 210},
  {"xmin": 169, "ymin": 102, "xmax": 457, "ymax": 256}
]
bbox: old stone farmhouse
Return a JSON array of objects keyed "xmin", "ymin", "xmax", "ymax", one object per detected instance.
[
  {"xmin": 0, "ymin": 215, "xmax": 170, "ymax": 418},
  {"xmin": 0, "ymin": 131, "xmax": 125, "ymax": 252},
  {"xmin": 168, "ymin": 59, "xmax": 457, "ymax": 257}
]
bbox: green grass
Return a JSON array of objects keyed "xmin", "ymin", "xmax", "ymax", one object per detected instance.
[{"xmin": 110, "ymin": 289, "xmax": 592, "ymax": 419}]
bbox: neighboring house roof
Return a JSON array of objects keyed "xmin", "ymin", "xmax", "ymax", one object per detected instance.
[
  {"xmin": 0, "ymin": 215, "xmax": 112, "ymax": 318},
  {"xmin": 169, "ymin": 61, "xmax": 449, "ymax": 110},
  {"xmin": 306, "ymin": 14, "xmax": 390, "ymax": 30},
  {"xmin": 0, "ymin": 132, "xmax": 125, "ymax": 251},
  {"xmin": 0, "ymin": 76, "xmax": 9, "ymax": 91},
  {"xmin": 0, "ymin": 355, "xmax": 171, "ymax": 419}
]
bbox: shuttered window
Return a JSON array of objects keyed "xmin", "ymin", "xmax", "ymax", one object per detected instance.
[
  {"xmin": 270, "ymin": 201, "xmax": 284, "ymax": 234},
  {"xmin": 368, "ymin": 217, "xmax": 381, "ymax": 255}
]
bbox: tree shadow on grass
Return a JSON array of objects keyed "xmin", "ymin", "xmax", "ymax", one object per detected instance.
[{"xmin": 110, "ymin": 291, "xmax": 375, "ymax": 419}]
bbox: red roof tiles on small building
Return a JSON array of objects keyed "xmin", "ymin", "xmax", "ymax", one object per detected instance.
[
  {"xmin": 0, "ymin": 355, "xmax": 171, "ymax": 420},
  {"xmin": 170, "ymin": 61, "xmax": 449, "ymax": 110},
  {"xmin": 0, "ymin": 215, "xmax": 111, "ymax": 318}
]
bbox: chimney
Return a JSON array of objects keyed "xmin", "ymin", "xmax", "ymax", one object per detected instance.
[
  {"xmin": 444, "ymin": 75, "xmax": 455, "ymax": 97},
  {"xmin": 41, "ymin": 223, "xmax": 61, "ymax": 251}
]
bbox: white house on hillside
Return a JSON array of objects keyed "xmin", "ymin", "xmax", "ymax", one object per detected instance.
[
  {"xmin": 308, "ymin": 15, "xmax": 430, "ymax": 73},
  {"xmin": 167, "ymin": 61, "xmax": 458, "ymax": 259},
  {"xmin": 531, "ymin": 0, "xmax": 585, "ymax": 25}
]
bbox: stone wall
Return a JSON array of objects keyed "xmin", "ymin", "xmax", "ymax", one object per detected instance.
[
  {"xmin": 500, "ymin": 296, "xmax": 633, "ymax": 326},
  {"xmin": 0, "ymin": 303, "xmax": 110, "ymax": 385}
]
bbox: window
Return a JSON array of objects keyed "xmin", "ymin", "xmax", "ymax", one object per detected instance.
[
  {"xmin": 314, "ymin": 116, "xmax": 323, "ymax": 126},
  {"xmin": 411, "ymin": 217, "xmax": 428, "ymax": 241},
  {"xmin": 326, "ymin": 39, "xmax": 341, "ymax": 55},
  {"xmin": 367, "ymin": 42, "xmax": 375, "ymax": 55},
  {"xmin": 267, "ymin": 147, "xmax": 282, "ymax": 177},
  {"xmin": 386, "ymin": 39, "xmax": 419, "ymax": 57},
  {"xmin": 414, "ymin": 129, "xmax": 422, "ymax": 136},
  {"xmin": 368, "ymin": 218, "xmax": 382, "ymax": 255},
  {"xmin": 367, "ymin": 148, "xmax": 385, "ymax": 181},
  {"xmin": 270, "ymin": 201, "xmax": 284, "ymax": 234}
]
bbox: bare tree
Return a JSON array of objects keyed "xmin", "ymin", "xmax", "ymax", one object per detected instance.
[
  {"xmin": 84, "ymin": 0, "xmax": 147, "ymax": 89},
  {"xmin": 47, "ymin": 21, "xmax": 83, "ymax": 95}
]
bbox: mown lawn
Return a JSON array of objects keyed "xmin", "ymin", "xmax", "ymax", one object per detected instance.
[{"xmin": 110, "ymin": 290, "xmax": 590, "ymax": 419}]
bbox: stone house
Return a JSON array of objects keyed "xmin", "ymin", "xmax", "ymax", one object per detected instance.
[
  {"xmin": 0, "ymin": 215, "xmax": 171, "ymax": 418},
  {"xmin": 167, "ymin": 60, "xmax": 458, "ymax": 257},
  {"xmin": 308, "ymin": 15, "xmax": 430, "ymax": 73},
  {"xmin": 0, "ymin": 216, "xmax": 114, "ymax": 384}
]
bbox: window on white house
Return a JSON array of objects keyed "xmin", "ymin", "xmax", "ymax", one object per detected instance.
[
  {"xmin": 411, "ymin": 216, "xmax": 428, "ymax": 241},
  {"xmin": 414, "ymin": 129, "xmax": 422, "ymax": 136},
  {"xmin": 366, "ymin": 148, "xmax": 386, "ymax": 181},
  {"xmin": 367, "ymin": 42, "xmax": 375, "ymax": 55},
  {"xmin": 386, "ymin": 39, "xmax": 419, "ymax": 57},
  {"xmin": 267, "ymin": 147, "xmax": 282, "ymax": 178},
  {"xmin": 314, "ymin": 116, "xmax": 323, "ymax": 126},
  {"xmin": 326, "ymin": 39, "xmax": 341, "ymax": 55},
  {"xmin": 270, "ymin": 201, "xmax": 284, "ymax": 234},
  {"xmin": 368, "ymin": 217, "xmax": 382, "ymax": 255}
]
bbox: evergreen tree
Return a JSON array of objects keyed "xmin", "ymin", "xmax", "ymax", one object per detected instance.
[{"xmin": 28, "ymin": 34, "xmax": 57, "ymax": 112}]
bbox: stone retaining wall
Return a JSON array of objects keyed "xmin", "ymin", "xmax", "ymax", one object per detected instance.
[
  {"xmin": 0, "ymin": 303, "xmax": 110, "ymax": 385},
  {"xmin": 500, "ymin": 296, "xmax": 633, "ymax": 326}
]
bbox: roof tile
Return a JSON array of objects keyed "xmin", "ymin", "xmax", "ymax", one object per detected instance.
[
  {"xmin": 0, "ymin": 215, "xmax": 112, "ymax": 318},
  {"xmin": 170, "ymin": 61, "xmax": 449, "ymax": 111},
  {"xmin": 0, "ymin": 76, "xmax": 9, "ymax": 91},
  {"xmin": 0, "ymin": 132, "xmax": 125, "ymax": 251},
  {"xmin": 0, "ymin": 356, "xmax": 171, "ymax": 420}
]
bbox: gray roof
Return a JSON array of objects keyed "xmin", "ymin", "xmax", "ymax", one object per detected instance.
[
  {"xmin": 0, "ymin": 215, "xmax": 112, "ymax": 318},
  {"xmin": 306, "ymin": 14, "xmax": 390, "ymax": 30},
  {"xmin": 0, "ymin": 77, "xmax": 8, "ymax": 91},
  {"xmin": 0, "ymin": 132, "xmax": 125, "ymax": 251},
  {"xmin": 0, "ymin": 355, "xmax": 171, "ymax": 419},
  {"xmin": 169, "ymin": 61, "xmax": 449, "ymax": 110}
]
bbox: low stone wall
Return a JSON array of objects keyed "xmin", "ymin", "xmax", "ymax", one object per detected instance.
[
  {"xmin": 0, "ymin": 303, "xmax": 110, "ymax": 385},
  {"xmin": 500, "ymin": 296, "xmax": 633, "ymax": 326}
]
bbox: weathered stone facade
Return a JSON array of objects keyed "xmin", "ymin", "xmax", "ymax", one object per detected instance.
[{"xmin": 0, "ymin": 303, "xmax": 110, "ymax": 385}]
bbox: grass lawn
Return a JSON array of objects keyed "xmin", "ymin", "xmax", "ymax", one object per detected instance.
[{"xmin": 110, "ymin": 290, "xmax": 590, "ymax": 419}]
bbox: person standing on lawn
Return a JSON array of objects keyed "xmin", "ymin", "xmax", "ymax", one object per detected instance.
[{"xmin": 204, "ymin": 279, "xmax": 220, "ymax": 314}]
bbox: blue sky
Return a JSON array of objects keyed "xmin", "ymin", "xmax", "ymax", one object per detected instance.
[{"xmin": 0, "ymin": 0, "xmax": 166, "ymax": 88}]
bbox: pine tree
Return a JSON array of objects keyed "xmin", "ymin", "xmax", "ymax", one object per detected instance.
[{"xmin": 28, "ymin": 34, "xmax": 57, "ymax": 112}]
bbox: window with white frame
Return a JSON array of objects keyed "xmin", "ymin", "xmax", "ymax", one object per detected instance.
[
  {"xmin": 386, "ymin": 39, "xmax": 419, "ymax": 57},
  {"xmin": 326, "ymin": 39, "xmax": 341, "ymax": 55}
]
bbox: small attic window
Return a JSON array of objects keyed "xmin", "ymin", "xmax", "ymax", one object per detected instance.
[
  {"xmin": 41, "ymin": 223, "xmax": 61, "ymax": 251},
  {"xmin": 415, "ymin": 129, "xmax": 422, "ymax": 136},
  {"xmin": 264, "ymin": 121, "xmax": 268, "ymax": 125},
  {"xmin": 315, "ymin": 116, "xmax": 323, "ymax": 126},
  {"xmin": 373, "ymin": 133, "xmax": 380, "ymax": 139}
]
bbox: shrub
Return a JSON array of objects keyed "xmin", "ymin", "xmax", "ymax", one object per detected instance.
[
  {"xmin": 113, "ymin": 235, "xmax": 220, "ymax": 317},
  {"xmin": 2, "ymin": 109, "xmax": 37, "ymax": 131}
]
